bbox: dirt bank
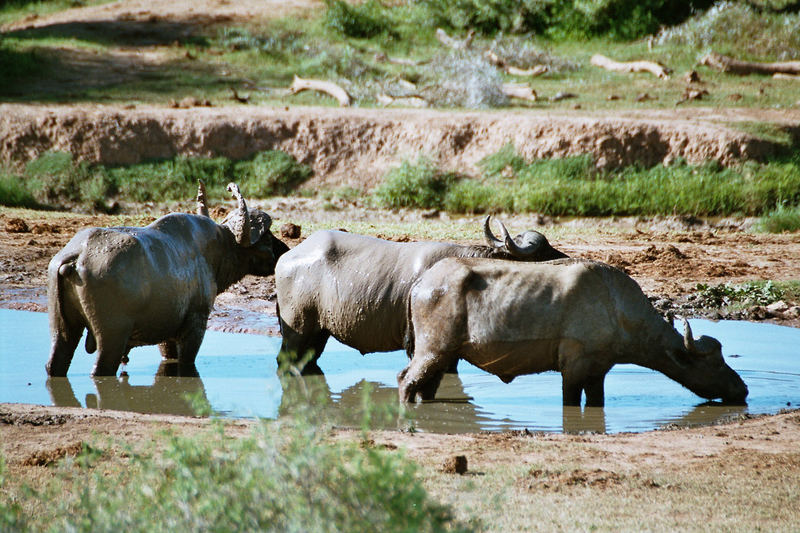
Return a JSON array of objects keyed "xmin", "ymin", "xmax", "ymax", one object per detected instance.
[{"xmin": 1, "ymin": 104, "xmax": 795, "ymax": 190}]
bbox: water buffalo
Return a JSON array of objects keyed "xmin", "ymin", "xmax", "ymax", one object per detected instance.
[
  {"xmin": 398, "ymin": 258, "xmax": 748, "ymax": 406},
  {"xmin": 47, "ymin": 182, "xmax": 289, "ymax": 377},
  {"xmin": 275, "ymin": 217, "xmax": 567, "ymax": 374}
]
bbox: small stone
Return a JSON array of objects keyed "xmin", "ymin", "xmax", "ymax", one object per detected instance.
[
  {"xmin": 441, "ymin": 455, "xmax": 468, "ymax": 475},
  {"xmin": 766, "ymin": 300, "xmax": 790, "ymax": 315},
  {"xmin": 280, "ymin": 222, "xmax": 301, "ymax": 239}
]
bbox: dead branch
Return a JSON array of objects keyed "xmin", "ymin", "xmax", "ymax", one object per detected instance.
[
  {"xmin": 501, "ymin": 83, "xmax": 537, "ymax": 102},
  {"xmin": 435, "ymin": 28, "xmax": 475, "ymax": 50},
  {"xmin": 484, "ymin": 50, "xmax": 549, "ymax": 77},
  {"xmin": 773, "ymin": 72, "xmax": 800, "ymax": 80},
  {"xmin": 288, "ymin": 75, "xmax": 351, "ymax": 107},
  {"xmin": 590, "ymin": 54, "xmax": 671, "ymax": 80},
  {"xmin": 506, "ymin": 65, "xmax": 549, "ymax": 77},
  {"xmin": 700, "ymin": 52, "xmax": 800, "ymax": 76},
  {"xmin": 376, "ymin": 94, "xmax": 429, "ymax": 108},
  {"xmin": 373, "ymin": 52, "xmax": 428, "ymax": 66}
]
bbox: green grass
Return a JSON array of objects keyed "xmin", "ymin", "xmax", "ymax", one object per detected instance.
[
  {"xmin": 755, "ymin": 204, "xmax": 800, "ymax": 233},
  {"xmin": 372, "ymin": 148, "xmax": 800, "ymax": 218},
  {"xmin": 2, "ymin": 1, "xmax": 800, "ymax": 108},
  {"xmin": 1, "ymin": 406, "xmax": 473, "ymax": 532},
  {"xmin": 0, "ymin": 150, "xmax": 313, "ymax": 211}
]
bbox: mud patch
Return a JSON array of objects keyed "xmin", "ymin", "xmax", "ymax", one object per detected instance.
[
  {"xmin": 0, "ymin": 411, "xmax": 69, "ymax": 426},
  {"xmin": 520, "ymin": 468, "xmax": 660, "ymax": 491},
  {"xmin": 21, "ymin": 441, "xmax": 87, "ymax": 467}
]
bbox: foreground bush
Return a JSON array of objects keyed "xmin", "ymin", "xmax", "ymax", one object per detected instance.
[{"xmin": 16, "ymin": 418, "xmax": 472, "ymax": 533}]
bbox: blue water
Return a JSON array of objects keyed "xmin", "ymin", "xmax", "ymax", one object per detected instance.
[{"xmin": 1, "ymin": 309, "xmax": 798, "ymax": 433}]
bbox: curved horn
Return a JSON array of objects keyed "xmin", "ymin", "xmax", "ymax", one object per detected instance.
[
  {"xmin": 682, "ymin": 318, "xmax": 696, "ymax": 354},
  {"xmin": 227, "ymin": 182, "xmax": 251, "ymax": 247},
  {"xmin": 483, "ymin": 215, "xmax": 504, "ymax": 248},
  {"xmin": 501, "ymin": 220, "xmax": 542, "ymax": 258},
  {"xmin": 196, "ymin": 180, "xmax": 210, "ymax": 217}
]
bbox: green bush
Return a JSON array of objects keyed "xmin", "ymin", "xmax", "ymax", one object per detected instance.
[
  {"xmin": 656, "ymin": 1, "xmax": 800, "ymax": 60},
  {"xmin": 0, "ymin": 150, "xmax": 313, "ymax": 210},
  {"xmin": 234, "ymin": 150, "xmax": 313, "ymax": 196},
  {"xmin": 694, "ymin": 280, "xmax": 785, "ymax": 308},
  {"xmin": 372, "ymin": 148, "xmax": 800, "ymax": 217},
  {"xmin": 0, "ymin": 171, "xmax": 38, "ymax": 208},
  {"xmin": 323, "ymin": 0, "xmax": 395, "ymax": 39},
  {"xmin": 0, "ymin": 456, "xmax": 26, "ymax": 531},
  {"xmin": 755, "ymin": 204, "xmax": 800, "ymax": 233},
  {"xmin": 373, "ymin": 157, "xmax": 460, "ymax": 209},
  {"xmin": 32, "ymin": 419, "xmax": 472, "ymax": 533}
]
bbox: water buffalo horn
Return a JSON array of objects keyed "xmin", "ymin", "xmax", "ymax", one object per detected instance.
[
  {"xmin": 196, "ymin": 180, "xmax": 210, "ymax": 217},
  {"xmin": 483, "ymin": 215, "xmax": 504, "ymax": 248},
  {"xmin": 682, "ymin": 318, "xmax": 696, "ymax": 354},
  {"xmin": 227, "ymin": 182, "xmax": 252, "ymax": 247},
  {"xmin": 502, "ymin": 223, "xmax": 540, "ymax": 258}
]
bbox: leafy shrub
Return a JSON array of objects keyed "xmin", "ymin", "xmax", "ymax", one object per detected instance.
[
  {"xmin": 33, "ymin": 419, "xmax": 472, "ymax": 533},
  {"xmin": 324, "ymin": 0, "xmax": 395, "ymax": 38},
  {"xmin": 408, "ymin": 0, "xmax": 715, "ymax": 40},
  {"xmin": 0, "ymin": 457, "xmax": 26, "ymax": 531},
  {"xmin": 694, "ymin": 281, "xmax": 784, "ymax": 308},
  {"xmin": 755, "ymin": 204, "xmax": 800, "ymax": 233},
  {"xmin": 0, "ymin": 171, "xmax": 38, "ymax": 208},
  {"xmin": 656, "ymin": 1, "xmax": 800, "ymax": 60},
  {"xmin": 423, "ymin": 50, "xmax": 508, "ymax": 108},
  {"xmin": 24, "ymin": 151, "xmax": 114, "ymax": 210},
  {"xmin": 234, "ymin": 150, "xmax": 313, "ymax": 196},
  {"xmin": 374, "ymin": 157, "xmax": 460, "ymax": 209}
]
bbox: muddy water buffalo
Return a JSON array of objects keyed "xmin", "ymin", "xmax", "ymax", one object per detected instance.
[
  {"xmin": 275, "ymin": 217, "xmax": 567, "ymax": 374},
  {"xmin": 47, "ymin": 182, "xmax": 289, "ymax": 377},
  {"xmin": 398, "ymin": 258, "xmax": 748, "ymax": 406}
]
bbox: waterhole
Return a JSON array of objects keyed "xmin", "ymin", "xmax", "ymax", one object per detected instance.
[{"xmin": 1, "ymin": 309, "xmax": 798, "ymax": 433}]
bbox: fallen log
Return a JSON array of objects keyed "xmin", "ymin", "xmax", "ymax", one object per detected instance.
[
  {"xmin": 435, "ymin": 28, "xmax": 475, "ymax": 50},
  {"xmin": 773, "ymin": 73, "xmax": 800, "ymax": 80},
  {"xmin": 501, "ymin": 83, "xmax": 537, "ymax": 102},
  {"xmin": 699, "ymin": 52, "xmax": 800, "ymax": 76},
  {"xmin": 288, "ymin": 76, "xmax": 351, "ymax": 107},
  {"xmin": 483, "ymin": 50, "xmax": 549, "ymax": 77},
  {"xmin": 590, "ymin": 54, "xmax": 671, "ymax": 80}
]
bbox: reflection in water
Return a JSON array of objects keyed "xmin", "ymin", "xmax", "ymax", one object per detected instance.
[
  {"xmin": 47, "ymin": 360, "xmax": 208, "ymax": 417},
  {"xmin": 2, "ymin": 309, "xmax": 798, "ymax": 433}
]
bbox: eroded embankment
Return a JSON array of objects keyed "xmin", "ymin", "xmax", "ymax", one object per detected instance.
[{"xmin": 0, "ymin": 104, "xmax": 784, "ymax": 189}]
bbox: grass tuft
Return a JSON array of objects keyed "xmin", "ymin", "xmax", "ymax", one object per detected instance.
[{"xmin": 755, "ymin": 204, "xmax": 800, "ymax": 233}]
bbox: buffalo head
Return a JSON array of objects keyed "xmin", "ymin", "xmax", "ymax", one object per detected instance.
[
  {"xmin": 678, "ymin": 319, "xmax": 748, "ymax": 404},
  {"xmin": 483, "ymin": 215, "xmax": 568, "ymax": 261},
  {"xmin": 197, "ymin": 181, "xmax": 289, "ymax": 276}
]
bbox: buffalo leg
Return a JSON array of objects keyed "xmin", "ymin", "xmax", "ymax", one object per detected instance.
[
  {"xmin": 92, "ymin": 331, "xmax": 132, "ymax": 376},
  {"xmin": 175, "ymin": 312, "xmax": 209, "ymax": 368},
  {"xmin": 397, "ymin": 350, "xmax": 455, "ymax": 403},
  {"xmin": 277, "ymin": 319, "xmax": 329, "ymax": 375},
  {"xmin": 46, "ymin": 325, "xmax": 83, "ymax": 377},
  {"xmin": 583, "ymin": 376, "xmax": 606, "ymax": 408},
  {"xmin": 159, "ymin": 341, "xmax": 178, "ymax": 360}
]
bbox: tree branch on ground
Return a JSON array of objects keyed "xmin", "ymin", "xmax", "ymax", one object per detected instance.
[
  {"xmin": 700, "ymin": 52, "xmax": 800, "ymax": 76},
  {"xmin": 287, "ymin": 76, "xmax": 351, "ymax": 107},
  {"xmin": 484, "ymin": 50, "xmax": 549, "ymax": 77},
  {"xmin": 591, "ymin": 54, "xmax": 671, "ymax": 80},
  {"xmin": 435, "ymin": 28, "xmax": 475, "ymax": 50}
]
